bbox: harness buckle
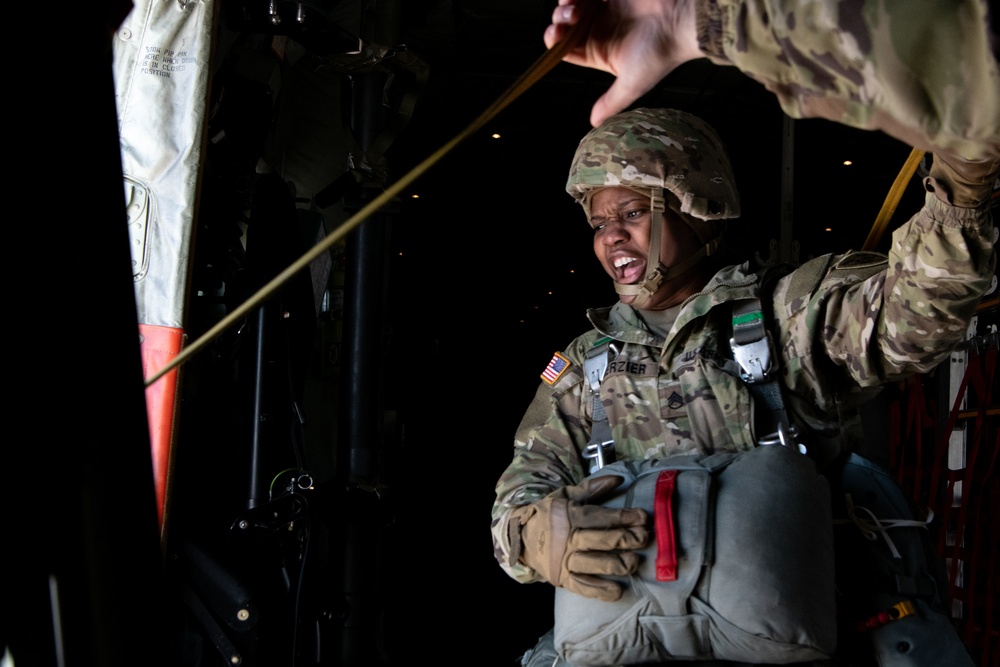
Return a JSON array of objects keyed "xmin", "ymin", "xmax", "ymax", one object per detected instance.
[
  {"xmin": 583, "ymin": 440, "xmax": 615, "ymax": 474},
  {"xmin": 730, "ymin": 335, "xmax": 774, "ymax": 383},
  {"xmin": 758, "ymin": 422, "xmax": 807, "ymax": 454}
]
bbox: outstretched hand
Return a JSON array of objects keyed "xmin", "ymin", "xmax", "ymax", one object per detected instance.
[{"xmin": 543, "ymin": 0, "xmax": 705, "ymax": 127}]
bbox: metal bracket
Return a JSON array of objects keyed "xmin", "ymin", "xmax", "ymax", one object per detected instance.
[{"xmin": 730, "ymin": 335, "xmax": 774, "ymax": 383}]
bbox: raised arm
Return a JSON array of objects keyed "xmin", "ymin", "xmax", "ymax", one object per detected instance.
[{"xmin": 545, "ymin": 0, "xmax": 1000, "ymax": 163}]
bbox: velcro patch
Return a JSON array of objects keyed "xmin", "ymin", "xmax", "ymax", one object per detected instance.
[{"xmin": 541, "ymin": 352, "xmax": 571, "ymax": 385}]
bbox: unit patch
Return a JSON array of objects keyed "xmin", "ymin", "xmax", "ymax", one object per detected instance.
[{"xmin": 541, "ymin": 352, "xmax": 571, "ymax": 385}]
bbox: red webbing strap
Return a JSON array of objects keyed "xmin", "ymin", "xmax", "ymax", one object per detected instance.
[
  {"xmin": 927, "ymin": 355, "xmax": 977, "ymax": 517},
  {"xmin": 978, "ymin": 479, "xmax": 999, "ymax": 666},
  {"xmin": 932, "ymin": 350, "xmax": 991, "ymax": 554},
  {"xmin": 946, "ymin": 347, "xmax": 994, "ymax": 563},
  {"xmin": 925, "ymin": 345, "xmax": 996, "ymax": 657},
  {"xmin": 941, "ymin": 348, "xmax": 996, "ymax": 652},
  {"xmin": 655, "ymin": 470, "xmax": 679, "ymax": 582}
]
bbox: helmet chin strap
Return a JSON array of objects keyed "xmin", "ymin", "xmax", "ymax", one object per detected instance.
[{"xmin": 613, "ymin": 192, "xmax": 718, "ymax": 309}]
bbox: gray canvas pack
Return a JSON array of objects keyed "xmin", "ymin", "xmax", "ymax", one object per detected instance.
[
  {"xmin": 552, "ymin": 444, "xmax": 837, "ymax": 665},
  {"xmin": 827, "ymin": 453, "xmax": 975, "ymax": 667}
]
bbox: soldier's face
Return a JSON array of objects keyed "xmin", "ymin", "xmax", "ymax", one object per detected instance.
[{"xmin": 589, "ymin": 187, "xmax": 705, "ymax": 309}]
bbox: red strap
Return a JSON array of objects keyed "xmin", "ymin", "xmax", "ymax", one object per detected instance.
[
  {"xmin": 655, "ymin": 470, "xmax": 679, "ymax": 582},
  {"xmin": 928, "ymin": 354, "xmax": 977, "ymax": 517},
  {"xmin": 945, "ymin": 350, "xmax": 993, "ymax": 572},
  {"xmin": 939, "ymin": 348, "xmax": 996, "ymax": 646},
  {"xmin": 978, "ymin": 481, "xmax": 999, "ymax": 666},
  {"xmin": 964, "ymin": 431, "xmax": 999, "ymax": 651},
  {"xmin": 933, "ymin": 349, "xmax": 990, "ymax": 550}
]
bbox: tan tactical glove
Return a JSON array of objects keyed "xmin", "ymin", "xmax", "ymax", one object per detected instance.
[
  {"xmin": 924, "ymin": 152, "xmax": 999, "ymax": 208},
  {"xmin": 510, "ymin": 475, "xmax": 650, "ymax": 601}
]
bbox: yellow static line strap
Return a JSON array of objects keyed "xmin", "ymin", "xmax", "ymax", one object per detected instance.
[{"xmin": 863, "ymin": 147, "xmax": 925, "ymax": 251}]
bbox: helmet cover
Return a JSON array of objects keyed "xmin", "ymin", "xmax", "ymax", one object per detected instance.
[{"xmin": 566, "ymin": 107, "xmax": 741, "ymax": 222}]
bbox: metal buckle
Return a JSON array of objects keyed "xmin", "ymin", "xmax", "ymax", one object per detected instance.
[
  {"xmin": 583, "ymin": 441, "xmax": 615, "ymax": 473},
  {"xmin": 758, "ymin": 422, "xmax": 807, "ymax": 454},
  {"xmin": 730, "ymin": 336, "xmax": 773, "ymax": 383}
]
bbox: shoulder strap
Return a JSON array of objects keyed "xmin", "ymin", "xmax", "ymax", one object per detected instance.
[
  {"xmin": 583, "ymin": 337, "xmax": 616, "ymax": 473},
  {"xmin": 730, "ymin": 263, "xmax": 805, "ymax": 453}
]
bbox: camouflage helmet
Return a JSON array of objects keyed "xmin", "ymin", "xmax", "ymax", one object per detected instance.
[
  {"xmin": 566, "ymin": 107, "xmax": 740, "ymax": 222},
  {"xmin": 567, "ymin": 108, "xmax": 740, "ymax": 309}
]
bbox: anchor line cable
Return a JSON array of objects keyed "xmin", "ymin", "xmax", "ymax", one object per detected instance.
[{"xmin": 145, "ymin": 6, "xmax": 598, "ymax": 388}]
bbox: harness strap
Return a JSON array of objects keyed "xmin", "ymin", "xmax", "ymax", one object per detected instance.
[
  {"xmin": 730, "ymin": 296, "xmax": 803, "ymax": 453},
  {"xmin": 583, "ymin": 338, "xmax": 615, "ymax": 473},
  {"xmin": 835, "ymin": 493, "xmax": 934, "ymax": 560},
  {"xmin": 730, "ymin": 300, "xmax": 774, "ymax": 382}
]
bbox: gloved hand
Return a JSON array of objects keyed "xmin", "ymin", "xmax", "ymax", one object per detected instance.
[
  {"xmin": 511, "ymin": 475, "xmax": 650, "ymax": 601},
  {"xmin": 924, "ymin": 152, "xmax": 999, "ymax": 208}
]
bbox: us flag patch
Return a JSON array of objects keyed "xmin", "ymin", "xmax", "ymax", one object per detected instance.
[{"xmin": 541, "ymin": 352, "xmax": 571, "ymax": 385}]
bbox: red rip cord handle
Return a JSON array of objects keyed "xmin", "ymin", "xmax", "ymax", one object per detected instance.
[{"xmin": 655, "ymin": 470, "xmax": 679, "ymax": 581}]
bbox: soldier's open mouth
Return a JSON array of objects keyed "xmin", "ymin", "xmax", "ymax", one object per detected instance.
[{"xmin": 613, "ymin": 256, "xmax": 644, "ymax": 283}]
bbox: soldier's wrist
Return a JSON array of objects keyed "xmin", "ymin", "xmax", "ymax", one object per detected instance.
[{"xmin": 923, "ymin": 153, "xmax": 999, "ymax": 209}]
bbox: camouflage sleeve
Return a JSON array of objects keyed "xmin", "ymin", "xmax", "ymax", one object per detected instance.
[
  {"xmin": 695, "ymin": 0, "xmax": 1000, "ymax": 162},
  {"xmin": 775, "ymin": 191, "xmax": 996, "ymax": 420},
  {"xmin": 490, "ymin": 346, "xmax": 594, "ymax": 583}
]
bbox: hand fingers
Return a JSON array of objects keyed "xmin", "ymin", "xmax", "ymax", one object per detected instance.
[
  {"xmin": 571, "ymin": 524, "xmax": 650, "ymax": 551},
  {"xmin": 568, "ymin": 474, "xmax": 625, "ymax": 503},
  {"xmin": 566, "ymin": 572, "xmax": 625, "ymax": 601},
  {"xmin": 552, "ymin": 0, "xmax": 578, "ymax": 25},
  {"xmin": 544, "ymin": 0, "xmax": 576, "ymax": 50},
  {"xmin": 592, "ymin": 80, "xmax": 648, "ymax": 127},
  {"xmin": 543, "ymin": 22, "xmax": 566, "ymax": 50},
  {"xmin": 567, "ymin": 548, "xmax": 643, "ymax": 577},
  {"xmin": 568, "ymin": 503, "xmax": 648, "ymax": 530}
]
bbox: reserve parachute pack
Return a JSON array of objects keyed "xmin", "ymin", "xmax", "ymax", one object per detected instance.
[
  {"xmin": 827, "ymin": 453, "xmax": 975, "ymax": 667},
  {"xmin": 552, "ymin": 445, "xmax": 837, "ymax": 665},
  {"xmin": 556, "ymin": 263, "xmax": 835, "ymax": 664}
]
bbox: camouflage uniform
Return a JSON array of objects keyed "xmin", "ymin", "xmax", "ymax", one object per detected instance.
[
  {"xmin": 695, "ymin": 0, "xmax": 1000, "ymax": 163},
  {"xmin": 491, "ymin": 191, "xmax": 996, "ymax": 584}
]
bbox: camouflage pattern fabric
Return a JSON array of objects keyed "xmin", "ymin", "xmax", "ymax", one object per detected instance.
[
  {"xmin": 491, "ymin": 192, "xmax": 995, "ymax": 584},
  {"xmin": 566, "ymin": 107, "xmax": 741, "ymax": 222},
  {"xmin": 695, "ymin": 0, "xmax": 1000, "ymax": 163}
]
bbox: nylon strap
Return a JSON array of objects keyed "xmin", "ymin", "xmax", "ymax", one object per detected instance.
[
  {"xmin": 863, "ymin": 147, "xmax": 925, "ymax": 251},
  {"xmin": 730, "ymin": 295, "xmax": 802, "ymax": 451},
  {"xmin": 583, "ymin": 338, "xmax": 615, "ymax": 472}
]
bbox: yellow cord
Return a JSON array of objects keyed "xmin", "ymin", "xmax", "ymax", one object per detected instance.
[{"xmin": 862, "ymin": 147, "xmax": 925, "ymax": 251}]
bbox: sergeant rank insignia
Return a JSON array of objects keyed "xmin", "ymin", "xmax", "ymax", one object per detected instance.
[{"xmin": 541, "ymin": 352, "xmax": 571, "ymax": 385}]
